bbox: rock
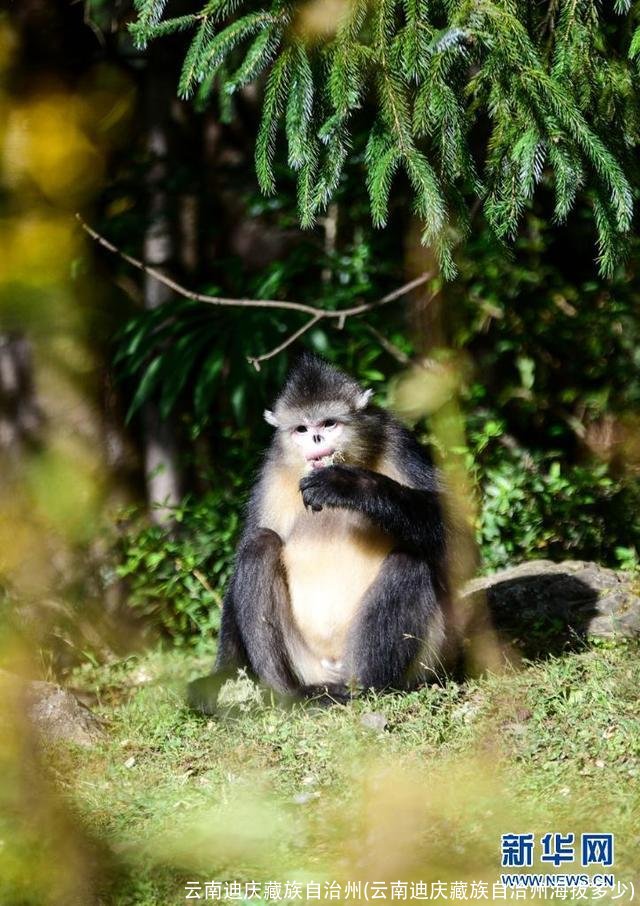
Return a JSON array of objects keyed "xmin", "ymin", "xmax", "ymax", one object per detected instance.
[
  {"xmin": 0, "ymin": 670, "xmax": 104, "ymax": 747},
  {"xmin": 461, "ymin": 560, "xmax": 640, "ymax": 657},
  {"xmin": 26, "ymin": 680, "xmax": 105, "ymax": 747}
]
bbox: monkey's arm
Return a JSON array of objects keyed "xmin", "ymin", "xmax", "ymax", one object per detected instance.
[{"xmin": 299, "ymin": 465, "xmax": 445, "ymax": 555}]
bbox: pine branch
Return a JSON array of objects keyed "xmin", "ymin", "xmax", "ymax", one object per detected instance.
[
  {"xmin": 130, "ymin": 14, "xmax": 197, "ymax": 46},
  {"xmin": 255, "ymin": 47, "xmax": 293, "ymax": 194},
  {"xmin": 286, "ymin": 43, "xmax": 315, "ymax": 171},
  {"xmin": 178, "ymin": 15, "xmax": 215, "ymax": 98},
  {"xmin": 226, "ymin": 28, "xmax": 281, "ymax": 94},
  {"xmin": 132, "ymin": 0, "xmax": 168, "ymax": 37},
  {"xmin": 131, "ymin": 0, "xmax": 640, "ymax": 278},
  {"xmin": 187, "ymin": 12, "xmax": 275, "ymax": 98},
  {"xmin": 366, "ymin": 126, "xmax": 401, "ymax": 227}
]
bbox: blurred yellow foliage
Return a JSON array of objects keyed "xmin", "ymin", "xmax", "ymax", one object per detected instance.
[
  {"xmin": 3, "ymin": 95, "xmax": 104, "ymax": 206},
  {"xmin": 0, "ymin": 25, "xmax": 126, "ymax": 610},
  {"xmin": 0, "ymin": 24, "xmax": 129, "ymax": 897},
  {"xmin": 293, "ymin": 0, "xmax": 351, "ymax": 40},
  {"xmin": 390, "ymin": 358, "xmax": 506, "ymax": 675},
  {"xmin": 26, "ymin": 445, "xmax": 103, "ymax": 540},
  {"xmin": 391, "ymin": 360, "xmax": 461, "ymax": 420},
  {"xmin": 0, "ymin": 213, "xmax": 77, "ymax": 287}
]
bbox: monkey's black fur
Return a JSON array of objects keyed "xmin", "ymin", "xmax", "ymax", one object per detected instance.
[{"xmin": 188, "ymin": 355, "xmax": 456, "ymax": 713}]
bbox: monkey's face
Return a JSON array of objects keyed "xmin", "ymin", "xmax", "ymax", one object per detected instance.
[
  {"xmin": 264, "ymin": 371, "xmax": 374, "ymax": 472},
  {"xmin": 265, "ymin": 406, "xmax": 369, "ymax": 472},
  {"xmin": 289, "ymin": 417, "xmax": 345, "ymax": 470}
]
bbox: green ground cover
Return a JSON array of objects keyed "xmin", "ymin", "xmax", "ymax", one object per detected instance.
[{"xmin": 42, "ymin": 639, "xmax": 640, "ymax": 905}]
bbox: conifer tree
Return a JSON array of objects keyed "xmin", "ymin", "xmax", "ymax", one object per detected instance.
[{"xmin": 131, "ymin": 0, "xmax": 640, "ymax": 277}]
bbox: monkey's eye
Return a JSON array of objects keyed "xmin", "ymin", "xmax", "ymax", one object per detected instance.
[
  {"xmin": 295, "ymin": 425, "xmax": 308, "ymax": 433},
  {"xmin": 323, "ymin": 419, "xmax": 337, "ymax": 428}
]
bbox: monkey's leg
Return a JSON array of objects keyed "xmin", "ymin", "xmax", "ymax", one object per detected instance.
[
  {"xmin": 215, "ymin": 587, "xmax": 249, "ymax": 671},
  {"xmin": 186, "ymin": 597, "xmax": 248, "ymax": 714},
  {"xmin": 188, "ymin": 529, "xmax": 298, "ymax": 713},
  {"xmin": 187, "ymin": 568, "xmax": 253, "ymax": 714},
  {"xmin": 345, "ymin": 552, "xmax": 447, "ymax": 690},
  {"xmin": 229, "ymin": 527, "xmax": 299, "ymax": 695}
]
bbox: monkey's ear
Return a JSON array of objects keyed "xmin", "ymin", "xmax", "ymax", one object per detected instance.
[
  {"xmin": 355, "ymin": 389, "xmax": 373, "ymax": 410},
  {"xmin": 264, "ymin": 409, "xmax": 279, "ymax": 427}
]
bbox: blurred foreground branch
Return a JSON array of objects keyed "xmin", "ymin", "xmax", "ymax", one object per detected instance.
[{"xmin": 76, "ymin": 215, "xmax": 434, "ymax": 366}]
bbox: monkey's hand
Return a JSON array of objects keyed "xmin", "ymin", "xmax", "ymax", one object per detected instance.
[{"xmin": 300, "ymin": 465, "xmax": 376, "ymax": 512}]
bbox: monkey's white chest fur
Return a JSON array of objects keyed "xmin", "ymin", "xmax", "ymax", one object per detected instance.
[{"xmin": 282, "ymin": 509, "xmax": 394, "ymax": 684}]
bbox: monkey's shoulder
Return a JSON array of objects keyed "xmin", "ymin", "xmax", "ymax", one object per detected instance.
[
  {"xmin": 383, "ymin": 420, "xmax": 441, "ymax": 489},
  {"xmin": 253, "ymin": 461, "xmax": 305, "ymax": 539}
]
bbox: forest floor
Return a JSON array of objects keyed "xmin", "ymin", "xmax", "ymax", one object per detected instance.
[{"xmin": 49, "ymin": 641, "xmax": 640, "ymax": 905}]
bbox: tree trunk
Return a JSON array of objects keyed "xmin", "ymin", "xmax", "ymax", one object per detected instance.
[
  {"xmin": 141, "ymin": 49, "xmax": 182, "ymax": 523},
  {"xmin": 0, "ymin": 332, "xmax": 42, "ymax": 456}
]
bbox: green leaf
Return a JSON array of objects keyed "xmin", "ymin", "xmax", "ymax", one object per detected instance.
[
  {"xmin": 126, "ymin": 356, "xmax": 164, "ymax": 422},
  {"xmin": 194, "ymin": 350, "xmax": 225, "ymax": 420}
]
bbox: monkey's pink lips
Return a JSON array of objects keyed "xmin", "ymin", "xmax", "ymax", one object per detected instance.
[{"xmin": 307, "ymin": 450, "xmax": 335, "ymax": 469}]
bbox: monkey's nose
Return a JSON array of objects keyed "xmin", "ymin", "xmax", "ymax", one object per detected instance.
[{"xmin": 313, "ymin": 434, "xmax": 322, "ymax": 443}]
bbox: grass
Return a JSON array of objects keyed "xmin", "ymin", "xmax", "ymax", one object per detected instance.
[{"xmin": 6, "ymin": 639, "xmax": 640, "ymax": 905}]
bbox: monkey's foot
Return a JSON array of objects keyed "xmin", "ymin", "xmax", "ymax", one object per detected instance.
[
  {"xmin": 187, "ymin": 670, "xmax": 263, "ymax": 716},
  {"xmin": 186, "ymin": 675, "xmax": 222, "ymax": 715}
]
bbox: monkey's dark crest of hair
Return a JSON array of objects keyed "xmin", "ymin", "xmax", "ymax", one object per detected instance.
[
  {"xmin": 279, "ymin": 353, "xmax": 366, "ymax": 409},
  {"xmin": 188, "ymin": 353, "xmax": 460, "ymax": 713}
]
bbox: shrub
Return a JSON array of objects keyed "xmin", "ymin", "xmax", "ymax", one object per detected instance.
[
  {"xmin": 475, "ymin": 439, "xmax": 640, "ymax": 573},
  {"xmin": 116, "ymin": 486, "xmax": 244, "ymax": 648}
]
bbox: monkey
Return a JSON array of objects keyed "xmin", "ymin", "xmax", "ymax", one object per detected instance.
[{"xmin": 188, "ymin": 353, "xmax": 459, "ymax": 711}]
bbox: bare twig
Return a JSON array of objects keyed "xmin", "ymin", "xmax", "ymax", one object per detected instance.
[
  {"xmin": 250, "ymin": 273, "xmax": 437, "ymax": 367},
  {"xmin": 326, "ymin": 272, "xmax": 437, "ymax": 319},
  {"xmin": 76, "ymin": 215, "xmax": 322, "ymax": 317},
  {"xmin": 248, "ymin": 314, "xmax": 323, "ymax": 370},
  {"xmin": 192, "ymin": 568, "xmax": 223, "ymax": 606},
  {"xmin": 77, "ymin": 215, "xmax": 434, "ymax": 364},
  {"xmin": 364, "ymin": 324, "xmax": 412, "ymax": 366}
]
